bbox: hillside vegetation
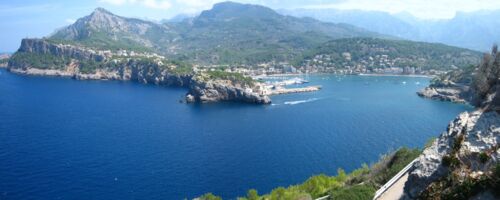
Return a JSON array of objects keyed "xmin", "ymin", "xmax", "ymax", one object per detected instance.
[
  {"xmin": 301, "ymin": 38, "xmax": 481, "ymax": 70},
  {"xmin": 197, "ymin": 148, "xmax": 421, "ymax": 200}
]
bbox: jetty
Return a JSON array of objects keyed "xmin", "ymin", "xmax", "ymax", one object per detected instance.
[{"xmin": 267, "ymin": 85, "xmax": 321, "ymax": 95}]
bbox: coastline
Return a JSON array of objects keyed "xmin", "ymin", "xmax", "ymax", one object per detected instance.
[
  {"xmin": 258, "ymin": 72, "xmax": 434, "ymax": 78},
  {"xmin": 358, "ymin": 73, "xmax": 434, "ymax": 78}
]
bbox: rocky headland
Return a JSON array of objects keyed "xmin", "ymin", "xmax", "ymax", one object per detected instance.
[
  {"xmin": 7, "ymin": 39, "xmax": 270, "ymax": 104},
  {"xmin": 416, "ymin": 66, "xmax": 474, "ymax": 104},
  {"xmin": 186, "ymin": 72, "xmax": 271, "ymax": 104},
  {"xmin": 404, "ymin": 45, "xmax": 500, "ymax": 199}
]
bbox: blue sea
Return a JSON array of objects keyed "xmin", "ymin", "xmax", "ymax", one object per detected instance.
[{"xmin": 0, "ymin": 69, "xmax": 470, "ymax": 199}]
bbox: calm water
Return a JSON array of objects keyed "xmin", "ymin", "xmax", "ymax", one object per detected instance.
[{"xmin": 0, "ymin": 69, "xmax": 470, "ymax": 199}]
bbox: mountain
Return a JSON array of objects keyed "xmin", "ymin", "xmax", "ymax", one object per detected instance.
[
  {"xmin": 10, "ymin": 1, "xmax": 481, "ymax": 70},
  {"xmin": 421, "ymin": 11, "xmax": 500, "ymax": 51},
  {"xmin": 48, "ymin": 2, "xmax": 387, "ymax": 65},
  {"xmin": 50, "ymin": 8, "xmax": 178, "ymax": 51},
  {"xmin": 281, "ymin": 8, "xmax": 500, "ymax": 51},
  {"xmin": 279, "ymin": 8, "xmax": 417, "ymax": 39}
]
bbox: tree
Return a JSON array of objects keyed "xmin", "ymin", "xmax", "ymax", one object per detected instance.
[
  {"xmin": 247, "ymin": 189, "xmax": 259, "ymax": 200},
  {"xmin": 198, "ymin": 193, "xmax": 222, "ymax": 200}
]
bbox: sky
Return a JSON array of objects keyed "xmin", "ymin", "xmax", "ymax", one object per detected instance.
[{"xmin": 2, "ymin": 0, "xmax": 500, "ymax": 52}]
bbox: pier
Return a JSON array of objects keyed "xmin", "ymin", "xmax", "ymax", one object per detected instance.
[{"xmin": 267, "ymin": 85, "xmax": 321, "ymax": 95}]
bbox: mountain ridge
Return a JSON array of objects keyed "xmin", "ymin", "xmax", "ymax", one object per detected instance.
[{"xmin": 47, "ymin": 2, "xmax": 390, "ymax": 65}]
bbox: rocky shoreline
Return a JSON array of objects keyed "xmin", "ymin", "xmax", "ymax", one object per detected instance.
[
  {"xmin": 186, "ymin": 79, "xmax": 271, "ymax": 104},
  {"xmin": 7, "ymin": 66, "xmax": 272, "ymax": 104},
  {"xmin": 416, "ymin": 87, "xmax": 468, "ymax": 104},
  {"xmin": 5, "ymin": 37, "xmax": 275, "ymax": 104}
]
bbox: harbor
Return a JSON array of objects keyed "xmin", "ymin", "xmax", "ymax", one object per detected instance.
[{"xmin": 257, "ymin": 76, "xmax": 321, "ymax": 95}]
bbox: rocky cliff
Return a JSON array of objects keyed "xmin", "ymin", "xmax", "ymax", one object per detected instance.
[
  {"xmin": 186, "ymin": 72, "xmax": 271, "ymax": 104},
  {"xmin": 18, "ymin": 39, "xmax": 107, "ymax": 62},
  {"xmin": 404, "ymin": 45, "xmax": 500, "ymax": 199}
]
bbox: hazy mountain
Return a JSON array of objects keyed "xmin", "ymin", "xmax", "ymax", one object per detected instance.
[
  {"xmin": 162, "ymin": 13, "xmax": 197, "ymax": 23},
  {"xmin": 281, "ymin": 8, "xmax": 500, "ymax": 51},
  {"xmin": 279, "ymin": 9, "xmax": 417, "ymax": 39}
]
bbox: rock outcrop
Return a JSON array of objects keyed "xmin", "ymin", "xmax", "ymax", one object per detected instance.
[
  {"xmin": 417, "ymin": 87, "xmax": 468, "ymax": 103},
  {"xmin": 404, "ymin": 111, "xmax": 500, "ymax": 198},
  {"xmin": 186, "ymin": 73, "xmax": 271, "ymax": 104}
]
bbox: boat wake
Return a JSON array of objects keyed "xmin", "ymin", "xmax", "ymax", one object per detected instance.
[{"xmin": 284, "ymin": 98, "xmax": 319, "ymax": 105}]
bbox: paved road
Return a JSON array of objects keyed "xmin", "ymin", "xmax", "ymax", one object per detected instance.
[{"xmin": 376, "ymin": 172, "xmax": 408, "ymax": 200}]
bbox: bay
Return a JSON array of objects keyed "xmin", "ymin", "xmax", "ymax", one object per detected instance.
[{"xmin": 0, "ymin": 69, "xmax": 470, "ymax": 199}]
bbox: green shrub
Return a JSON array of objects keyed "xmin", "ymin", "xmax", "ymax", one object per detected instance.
[
  {"xmin": 442, "ymin": 155, "xmax": 460, "ymax": 167},
  {"xmin": 198, "ymin": 193, "xmax": 222, "ymax": 200},
  {"xmin": 249, "ymin": 189, "xmax": 259, "ymax": 200},
  {"xmin": 329, "ymin": 184, "xmax": 376, "ymax": 200},
  {"xmin": 370, "ymin": 147, "xmax": 421, "ymax": 185},
  {"xmin": 479, "ymin": 152, "xmax": 489, "ymax": 163},
  {"xmin": 206, "ymin": 71, "xmax": 255, "ymax": 86}
]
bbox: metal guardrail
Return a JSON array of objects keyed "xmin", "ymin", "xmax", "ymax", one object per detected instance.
[
  {"xmin": 315, "ymin": 195, "xmax": 329, "ymax": 200},
  {"xmin": 372, "ymin": 159, "xmax": 418, "ymax": 200}
]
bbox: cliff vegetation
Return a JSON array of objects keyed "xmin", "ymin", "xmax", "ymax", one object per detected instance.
[{"xmin": 197, "ymin": 148, "xmax": 421, "ymax": 200}]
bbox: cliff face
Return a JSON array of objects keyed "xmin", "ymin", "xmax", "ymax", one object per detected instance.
[
  {"xmin": 404, "ymin": 111, "xmax": 500, "ymax": 198},
  {"xmin": 405, "ymin": 45, "xmax": 500, "ymax": 199},
  {"xmin": 18, "ymin": 39, "xmax": 107, "ymax": 62}
]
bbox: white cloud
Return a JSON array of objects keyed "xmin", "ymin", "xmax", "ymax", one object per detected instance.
[
  {"xmin": 99, "ymin": 0, "xmax": 172, "ymax": 10},
  {"xmin": 303, "ymin": 0, "xmax": 500, "ymax": 19},
  {"xmin": 98, "ymin": 0, "xmax": 127, "ymax": 5}
]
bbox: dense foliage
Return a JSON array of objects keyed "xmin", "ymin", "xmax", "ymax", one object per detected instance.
[
  {"xmin": 201, "ymin": 70, "xmax": 255, "ymax": 86},
  {"xmin": 9, "ymin": 52, "xmax": 69, "ymax": 69}
]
